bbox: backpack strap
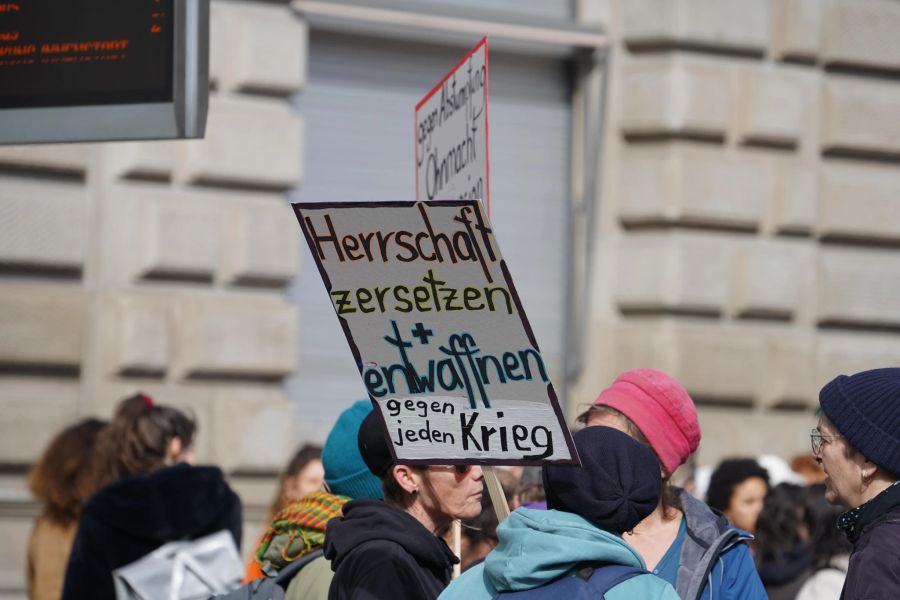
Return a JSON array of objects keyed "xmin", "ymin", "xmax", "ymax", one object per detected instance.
[
  {"xmin": 582, "ymin": 564, "xmax": 648, "ymax": 597},
  {"xmin": 493, "ymin": 563, "xmax": 648, "ymax": 599},
  {"xmin": 271, "ymin": 548, "xmax": 325, "ymax": 587}
]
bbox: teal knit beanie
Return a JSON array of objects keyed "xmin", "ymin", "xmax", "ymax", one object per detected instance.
[
  {"xmin": 323, "ymin": 400, "xmax": 384, "ymax": 500},
  {"xmin": 820, "ymin": 367, "xmax": 900, "ymax": 476}
]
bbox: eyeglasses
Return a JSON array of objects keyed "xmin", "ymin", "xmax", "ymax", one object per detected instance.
[
  {"xmin": 428, "ymin": 464, "xmax": 473, "ymax": 476},
  {"xmin": 810, "ymin": 428, "xmax": 843, "ymax": 456}
]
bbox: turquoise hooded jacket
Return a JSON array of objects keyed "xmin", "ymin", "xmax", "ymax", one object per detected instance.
[{"xmin": 438, "ymin": 508, "xmax": 680, "ymax": 600}]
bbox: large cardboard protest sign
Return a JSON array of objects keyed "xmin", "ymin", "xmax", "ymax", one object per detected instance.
[
  {"xmin": 415, "ymin": 38, "xmax": 489, "ymax": 210},
  {"xmin": 294, "ymin": 200, "xmax": 577, "ymax": 465}
]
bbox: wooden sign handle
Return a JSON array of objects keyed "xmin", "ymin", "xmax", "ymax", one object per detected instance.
[
  {"xmin": 483, "ymin": 466, "xmax": 510, "ymax": 522},
  {"xmin": 451, "ymin": 520, "xmax": 462, "ymax": 579}
]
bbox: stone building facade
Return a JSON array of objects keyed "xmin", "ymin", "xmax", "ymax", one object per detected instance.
[
  {"xmin": 574, "ymin": 0, "xmax": 900, "ymax": 468},
  {"xmin": 0, "ymin": 2, "xmax": 306, "ymax": 595},
  {"xmin": 2, "ymin": 0, "xmax": 900, "ymax": 597}
]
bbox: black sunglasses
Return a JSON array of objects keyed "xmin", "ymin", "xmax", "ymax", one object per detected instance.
[{"xmin": 430, "ymin": 464, "xmax": 473, "ymax": 475}]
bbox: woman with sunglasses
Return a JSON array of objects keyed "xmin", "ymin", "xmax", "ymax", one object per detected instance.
[{"xmin": 324, "ymin": 410, "xmax": 484, "ymax": 600}]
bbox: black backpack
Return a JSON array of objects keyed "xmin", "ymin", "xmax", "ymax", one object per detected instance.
[
  {"xmin": 492, "ymin": 563, "xmax": 647, "ymax": 600},
  {"xmin": 213, "ymin": 548, "xmax": 325, "ymax": 600}
]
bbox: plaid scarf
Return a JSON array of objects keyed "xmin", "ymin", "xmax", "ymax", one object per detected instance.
[{"xmin": 255, "ymin": 491, "xmax": 350, "ymax": 564}]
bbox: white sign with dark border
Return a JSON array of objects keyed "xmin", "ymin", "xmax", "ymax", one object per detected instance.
[{"xmin": 293, "ymin": 200, "xmax": 577, "ymax": 466}]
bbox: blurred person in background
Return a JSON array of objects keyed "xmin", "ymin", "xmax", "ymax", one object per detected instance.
[
  {"xmin": 61, "ymin": 393, "xmax": 241, "ymax": 600},
  {"xmin": 813, "ymin": 368, "xmax": 900, "ymax": 600},
  {"xmin": 753, "ymin": 483, "xmax": 810, "ymax": 600},
  {"xmin": 244, "ymin": 443, "xmax": 323, "ymax": 581},
  {"xmin": 324, "ymin": 410, "xmax": 484, "ymax": 600},
  {"xmin": 494, "ymin": 467, "xmax": 520, "ymax": 510},
  {"xmin": 579, "ymin": 368, "xmax": 766, "ymax": 600},
  {"xmin": 439, "ymin": 426, "xmax": 679, "ymax": 600},
  {"xmin": 790, "ymin": 453, "xmax": 826, "ymax": 485},
  {"xmin": 795, "ymin": 483, "xmax": 852, "ymax": 600},
  {"xmin": 757, "ymin": 455, "xmax": 806, "ymax": 488},
  {"xmin": 247, "ymin": 400, "xmax": 385, "ymax": 600},
  {"xmin": 517, "ymin": 466, "xmax": 546, "ymax": 509},
  {"xmin": 268, "ymin": 444, "xmax": 324, "ymax": 523},
  {"xmin": 26, "ymin": 418, "xmax": 106, "ymax": 600},
  {"xmin": 706, "ymin": 458, "xmax": 770, "ymax": 536}
]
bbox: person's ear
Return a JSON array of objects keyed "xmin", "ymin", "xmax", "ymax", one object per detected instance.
[
  {"xmin": 164, "ymin": 436, "xmax": 184, "ymax": 465},
  {"xmin": 392, "ymin": 465, "xmax": 421, "ymax": 495},
  {"xmin": 861, "ymin": 458, "xmax": 878, "ymax": 482},
  {"xmin": 165, "ymin": 437, "xmax": 194, "ymax": 465}
]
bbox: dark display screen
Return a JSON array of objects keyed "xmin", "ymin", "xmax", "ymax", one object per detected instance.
[{"xmin": 0, "ymin": 0, "xmax": 174, "ymax": 109}]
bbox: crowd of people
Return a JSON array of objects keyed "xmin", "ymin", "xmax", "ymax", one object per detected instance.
[{"xmin": 23, "ymin": 367, "xmax": 900, "ymax": 600}]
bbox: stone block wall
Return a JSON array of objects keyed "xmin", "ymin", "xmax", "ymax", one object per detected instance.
[
  {"xmin": 0, "ymin": 1, "xmax": 306, "ymax": 595},
  {"xmin": 578, "ymin": 0, "xmax": 900, "ymax": 467}
]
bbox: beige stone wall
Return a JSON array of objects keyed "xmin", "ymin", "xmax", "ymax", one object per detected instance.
[
  {"xmin": 0, "ymin": 1, "xmax": 306, "ymax": 595},
  {"xmin": 4, "ymin": 0, "xmax": 900, "ymax": 594},
  {"xmin": 577, "ymin": 0, "xmax": 900, "ymax": 468}
]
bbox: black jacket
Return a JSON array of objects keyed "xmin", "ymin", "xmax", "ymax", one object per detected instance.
[
  {"xmin": 324, "ymin": 499, "xmax": 458, "ymax": 600},
  {"xmin": 61, "ymin": 463, "xmax": 242, "ymax": 600},
  {"xmin": 840, "ymin": 483, "xmax": 900, "ymax": 600},
  {"xmin": 757, "ymin": 542, "xmax": 811, "ymax": 600}
]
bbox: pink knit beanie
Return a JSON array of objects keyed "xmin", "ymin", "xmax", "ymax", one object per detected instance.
[{"xmin": 592, "ymin": 368, "xmax": 701, "ymax": 477}]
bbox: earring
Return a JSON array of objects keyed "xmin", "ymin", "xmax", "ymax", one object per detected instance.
[
  {"xmin": 860, "ymin": 470, "xmax": 871, "ymax": 491},
  {"xmin": 412, "ymin": 487, "xmax": 419, "ymax": 494}
]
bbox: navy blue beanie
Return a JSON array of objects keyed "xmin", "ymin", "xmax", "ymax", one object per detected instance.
[
  {"xmin": 323, "ymin": 400, "xmax": 384, "ymax": 500},
  {"xmin": 820, "ymin": 368, "xmax": 900, "ymax": 476},
  {"xmin": 543, "ymin": 426, "xmax": 661, "ymax": 534}
]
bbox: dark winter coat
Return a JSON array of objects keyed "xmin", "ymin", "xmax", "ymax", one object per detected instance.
[
  {"xmin": 61, "ymin": 463, "xmax": 242, "ymax": 600},
  {"xmin": 839, "ymin": 483, "xmax": 900, "ymax": 600},
  {"xmin": 324, "ymin": 499, "xmax": 458, "ymax": 600},
  {"xmin": 757, "ymin": 542, "xmax": 811, "ymax": 600}
]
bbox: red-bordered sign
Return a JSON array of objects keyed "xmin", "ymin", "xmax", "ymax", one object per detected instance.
[{"xmin": 415, "ymin": 37, "xmax": 490, "ymax": 214}]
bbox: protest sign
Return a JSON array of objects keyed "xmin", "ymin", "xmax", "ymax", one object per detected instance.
[
  {"xmin": 415, "ymin": 38, "xmax": 489, "ymax": 211},
  {"xmin": 293, "ymin": 200, "xmax": 577, "ymax": 465}
]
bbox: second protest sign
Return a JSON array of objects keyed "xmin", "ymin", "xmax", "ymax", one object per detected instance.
[
  {"xmin": 415, "ymin": 37, "xmax": 489, "ymax": 210},
  {"xmin": 294, "ymin": 200, "xmax": 577, "ymax": 465}
]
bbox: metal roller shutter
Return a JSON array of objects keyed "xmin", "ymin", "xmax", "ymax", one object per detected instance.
[{"xmin": 287, "ymin": 30, "xmax": 572, "ymax": 441}]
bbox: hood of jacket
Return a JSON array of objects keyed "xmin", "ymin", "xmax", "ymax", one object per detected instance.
[
  {"xmin": 324, "ymin": 499, "xmax": 457, "ymax": 573},
  {"xmin": 82, "ymin": 463, "xmax": 239, "ymax": 545},
  {"xmin": 482, "ymin": 508, "xmax": 645, "ymax": 593},
  {"xmin": 680, "ymin": 488, "xmax": 731, "ymax": 544},
  {"xmin": 676, "ymin": 487, "xmax": 756, "ymax": 600}
]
